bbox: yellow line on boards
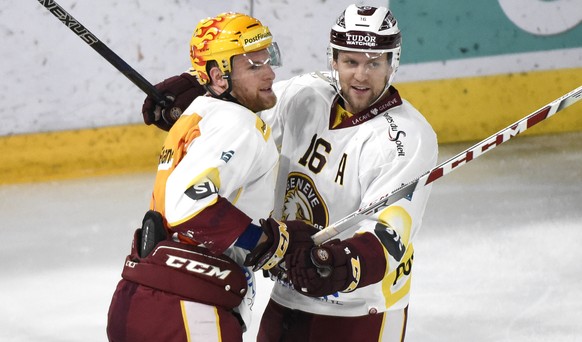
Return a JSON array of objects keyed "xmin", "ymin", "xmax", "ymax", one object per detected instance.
[
  {"xmin": 0, "ymin": 124, "xmax": 165, "ymax": 184},
  {"xmin": 1, "ymin": 67, "xmax": 580, "ymax": 184},
  {"xmin": 397, "ymin": 67, "xmax": 582, "ymax": 144}
]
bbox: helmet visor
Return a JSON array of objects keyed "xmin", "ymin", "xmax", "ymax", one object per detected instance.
[{"xmin": 241, "ymin": 42, "xmax": 282, "ymax": 69}]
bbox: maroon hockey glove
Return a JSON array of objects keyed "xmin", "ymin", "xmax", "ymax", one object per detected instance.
[
  {"xmin": 285, "ymin": 233, "xmax": 386, "ymax": 297},
  {"xmin": 142, "ymin": 73, "xmax": 206, "ymax": 131},
  {"xmin": 244, "ymin": 218, "xmax": 319, "ymax": 272}
]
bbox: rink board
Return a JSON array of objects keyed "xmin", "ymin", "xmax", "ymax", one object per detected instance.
[{"xmin": 1, "ymin": 67, "xmax": 581, "ymax": 184}]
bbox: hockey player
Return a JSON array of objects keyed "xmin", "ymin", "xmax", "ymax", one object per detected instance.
[
  {"xmin": 253, "ymin": 5, "xmax": 438, "ymax": 341},
  {"xmin": 140, "ymin": 5, "xmax": 438, "ymax": 341},
  {"xmin": 107, "ymin": 12, "xmax": 317, "ymax": 342}
]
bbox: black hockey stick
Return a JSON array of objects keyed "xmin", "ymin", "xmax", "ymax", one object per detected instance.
[
  {"xmin": 37, "ymin": 0, "xmax": 168, "ymax": 106},
  {"xmin": 313, "ymin": 85, "xmax": 582, "ymax": 244}
]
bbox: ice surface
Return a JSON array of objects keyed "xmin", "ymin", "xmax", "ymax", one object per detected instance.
[{"xmin": 1, "ymin": 132, "xmax": 581, "ymax": 341}]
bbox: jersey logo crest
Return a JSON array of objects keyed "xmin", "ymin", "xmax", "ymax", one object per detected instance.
[{"xmin": 281, "ymin": 172, "xmax": 329, "ymax": 230}]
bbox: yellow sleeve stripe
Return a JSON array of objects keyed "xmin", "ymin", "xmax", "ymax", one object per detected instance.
[
  {"xmin": 185, "ymin": 167, "xmax": 221, "ymax": 191},
  {"xmin": 256, "ymin": 116, "xmax": 271, "ymax": 141}
]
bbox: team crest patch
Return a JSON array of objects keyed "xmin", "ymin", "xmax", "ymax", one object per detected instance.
[{"xmin": 281, "ymin": 172, "xmax": 328, "ymax": 230}]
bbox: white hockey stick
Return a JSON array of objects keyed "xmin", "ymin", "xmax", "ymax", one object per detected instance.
[{"xmin": 312, "ymin": 85, "xmax": 582, "ymax": 245}]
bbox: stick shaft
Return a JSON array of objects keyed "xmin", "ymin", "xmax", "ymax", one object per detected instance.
[
  {"xmin": 313, "ymin": 85, "xmax": 582, "ymax": 244},
  {"xmin": 37, "ymin": 0, "xmax": 166, "ymax": 104}
]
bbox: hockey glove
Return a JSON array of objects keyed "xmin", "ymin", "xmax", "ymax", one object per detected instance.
[
  {"xmin": 142, "ymin": 73, "xmax": 206, "ymax": 131},
  {"xmin": 285, "ymin": 233, "xmax": 386, "ymax": 297},
  {"xmin": 244, "ymin": 218, "xmax": 319, "ymax": 272}
]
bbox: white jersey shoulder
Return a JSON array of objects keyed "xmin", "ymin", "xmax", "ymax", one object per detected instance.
[
  {"xmin": 166, "ymin": 95, "xmax": 277, "ymax": 225},
  {"xmin": 262, "ymin": 72, "xmax": 336, "ymax": 147}
]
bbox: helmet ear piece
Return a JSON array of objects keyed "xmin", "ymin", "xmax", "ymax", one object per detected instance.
[{"xmin": 207, "ymin": 63, "xmax": 224, "ymax": 83}]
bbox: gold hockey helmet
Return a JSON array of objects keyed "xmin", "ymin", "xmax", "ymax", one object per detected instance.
[{"xmin": 189, "ymin": 12, "xmax": 279, "ymax": 85}]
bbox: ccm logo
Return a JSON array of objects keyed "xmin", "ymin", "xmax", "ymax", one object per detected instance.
[{"xmin": 165, "ymin": 254, "xmax": 231, "ymax": 280}]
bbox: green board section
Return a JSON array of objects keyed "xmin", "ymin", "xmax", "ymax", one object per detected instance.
[{"xmin": 389, "ymin": 1, "xmax": 582, "ymax": 63}]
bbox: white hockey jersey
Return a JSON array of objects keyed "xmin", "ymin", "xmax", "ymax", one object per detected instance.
[
  {"xmin": 260, "ymin": 72, "xmax": 438, "ymax": 317},
  {"xmin": 153, "ymin": 96, "xmax": 278, "ymax": 236},
  {"xmin": 150, "ymin": 95, "xmax": 279, "ymax": 326}
]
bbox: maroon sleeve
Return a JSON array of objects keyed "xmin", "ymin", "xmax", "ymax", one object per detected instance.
[
  {"xmin": 170, "ymin": 196, "xmax": 252, "ymax": 255},
  {"xmin": 344, "ymin": 232, "xmax": 387, "ymax": 288}
]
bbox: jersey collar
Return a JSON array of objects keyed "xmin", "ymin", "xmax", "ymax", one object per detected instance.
[{"xmin": 329, "ymin": 86, "xmax": 403, "ymax": 130}]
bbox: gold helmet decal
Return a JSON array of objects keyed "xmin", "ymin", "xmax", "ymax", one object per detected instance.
[{"xmin": 190, "ymin": 14, "xmax": 226, "ymax": 85}]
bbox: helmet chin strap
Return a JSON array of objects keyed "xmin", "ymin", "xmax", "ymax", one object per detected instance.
[
  {"xmin": 329, "ymin": 68, "xmax": 352, "ymax": 109},
  {"xmin": 205, "ymin": 74, "xmax": 240, "ymax": 104},
  {"xmin": 368, "ymin": 81, "xmax": 391, "ymax": 107}
]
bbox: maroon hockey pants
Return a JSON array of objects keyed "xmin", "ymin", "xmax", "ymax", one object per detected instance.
[
  {"xmin": 107, "ymin": 279, "xmax": 243, "ymax": 342},
  {"xmin": 257, "ymin": 299, "xmax": 408, "ymax": 342}
]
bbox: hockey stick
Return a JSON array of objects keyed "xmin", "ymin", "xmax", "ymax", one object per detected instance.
[
  {"xmin": 312, "ymin": 85, "xmax": 582, "ymax": 245},
  {"xmin": 37, "ymin": 0, "xmax": 168, "ymax": 106}
]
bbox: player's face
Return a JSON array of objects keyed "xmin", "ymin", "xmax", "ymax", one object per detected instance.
[
  {"xmin": 230, "ymin": 48, "xmax": 277, "ymax": 112},
  {"xmin": 333, "ymin": 51, "xmax": 391, "ymax": 113}
]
